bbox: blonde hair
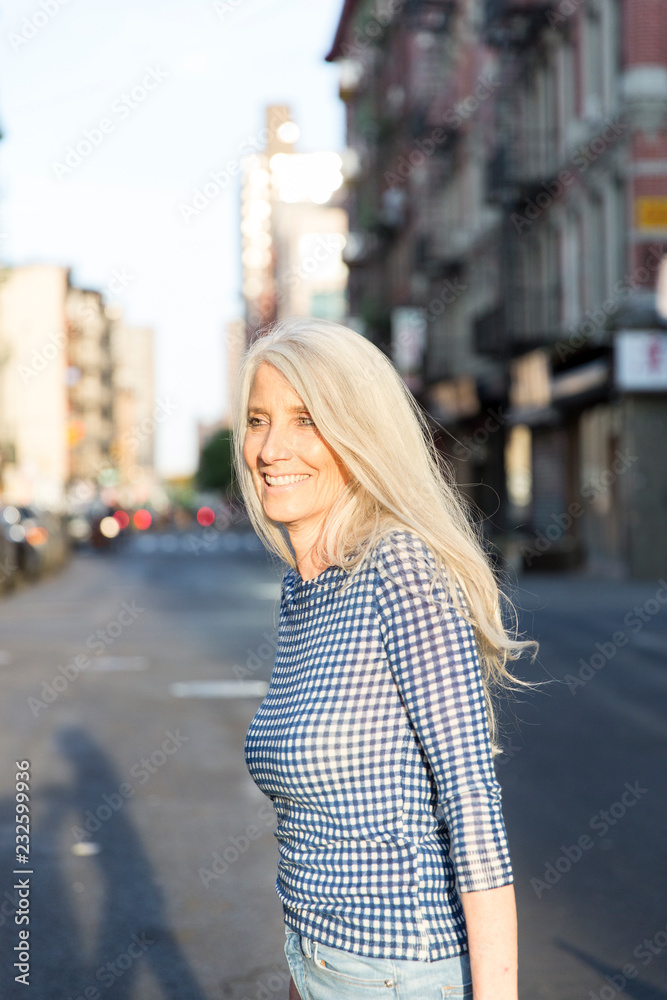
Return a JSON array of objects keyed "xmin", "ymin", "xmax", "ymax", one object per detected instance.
[{"xmin": 232, "ymin": 317, "xmax": 537, "ymax": 744}]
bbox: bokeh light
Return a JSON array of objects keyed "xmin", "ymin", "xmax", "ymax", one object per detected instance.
[
  {"xmin": 1, "ymin": 506, "xmax": 20, "ymax": 525},
  {"xmin": 133, "ymin": 509, "xmax": 152, "ymax": 530},
  {"xmin": 196, "ymin": 506, "xmax": 216, "ymax": 527},
  {"xmin": 25, "ymin": 526, "xmax": 49, "ymax": 546},
  {"xmin": 99, "ymin": 517, "xmax": 120, "ymax": 539},
  {"xmin": 113, "ymin": 510, "xmax": 130, "ymax": 530},
  {"xmin": 277, "ymin": 121, "xmax": 300, "ymax": 144}
]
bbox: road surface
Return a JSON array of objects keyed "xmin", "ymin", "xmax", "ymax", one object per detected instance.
[{"xmin": 0, "ymin": 532, "xmax": 664, "ymax": 999}]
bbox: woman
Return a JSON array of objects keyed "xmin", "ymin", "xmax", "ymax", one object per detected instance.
[{"xmin": 234, "ymin": 317, "xmax": 536, "ymax": 1000}]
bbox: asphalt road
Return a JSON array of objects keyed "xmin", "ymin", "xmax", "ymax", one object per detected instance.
[
  {"xmin": 0, "ymin": 532, "xmax": 665, "ymax": 1000},
  {"xmin": 504, "ymin": 570, "xmax": 667, "ymax": 1000}
]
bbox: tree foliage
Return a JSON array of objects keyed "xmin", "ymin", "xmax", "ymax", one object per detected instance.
[{"xmin": 196, "ymin": 428, "xmax": 236, "ymax": 494}]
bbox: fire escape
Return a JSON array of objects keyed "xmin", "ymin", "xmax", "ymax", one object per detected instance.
[{"xmin": 481, "ymin": 0, "xmax": 562, "ymax": 357}]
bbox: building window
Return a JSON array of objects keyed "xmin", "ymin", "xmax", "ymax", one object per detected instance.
[
  {"xmin": 583, "ymin": 5, "xmax": 604, "ymax": 121},
  {"xmin": 506, "ymin": 424, "xmax": 532, "ymax": 511}
]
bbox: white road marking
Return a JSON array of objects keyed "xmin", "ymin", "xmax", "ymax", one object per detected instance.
[
  {"xmin": 169, "ymin": 680, "xmax": 268, "ymax": 698},
  {"xmin": 89, "ymin": 656, "xmax": 148, "ymax": 672},
  {"xmin": 71, "ymin": 842, "xmax": 102, "ymax": 856}
]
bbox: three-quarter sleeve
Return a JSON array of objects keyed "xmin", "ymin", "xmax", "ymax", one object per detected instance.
[{"xmin": 373, "ymin": 533, "xmax": 513, "ymax": 893}]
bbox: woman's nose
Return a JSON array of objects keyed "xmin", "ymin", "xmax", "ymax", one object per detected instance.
[{"xmin": 258, "ymin": 423, "xmax": 293, "ymax": 464}]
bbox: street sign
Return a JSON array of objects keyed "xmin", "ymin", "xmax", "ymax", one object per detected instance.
[
  {"xmin": 391, "ymin": 306, "xmax": 427, "ymax": 390},
  {"xmin": 614, "ymin": 331, "xmax": 667, "ymax": 390},
  {"xmin": 636, "ymin": 197, "xmax": 667, "ymax": 230}
]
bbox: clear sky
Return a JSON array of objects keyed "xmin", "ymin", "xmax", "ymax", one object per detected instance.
[{"xmin": 0, "ymin": 0, "xmax": 346, "ymax": 478}]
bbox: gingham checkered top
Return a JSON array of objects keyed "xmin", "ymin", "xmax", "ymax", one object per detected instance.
[{"xmin": 244, "ymin": 529, "xmax": 513, "ymax": 962}]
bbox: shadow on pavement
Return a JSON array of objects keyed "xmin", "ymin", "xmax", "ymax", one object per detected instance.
[
  {"xmin": 0, "ymin": 726, "xmax": 207, "ymax": 1000},
  {"xmin": 556, "ymin": 939, "xmax": 667, "ymax": 1000}
]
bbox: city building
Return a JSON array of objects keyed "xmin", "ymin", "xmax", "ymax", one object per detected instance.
[
  {"xmin": 484, "ymin": 0, "xmax": 667, "ymax": 579},
  {"xmin": 327, "ymin": 0, "xmax": 667, "ymax": 578},
  {"xmin": 66, "ymin": 285, "xmax": 115, "ymax": 498},
  {"xmin": 327, "ymin": 0, "xmax": 510, "ymax": 543},
  {"xmin": 222, "ymin": 317, "xmax": 247, "ymax": 426},
  {"xmin": 107, "ymin": 311, "xmax": 158, "ymax": 508},
  {"xmin": 240, "ymin": 105, "xmax": 349, "ymax": 342},
  {"xmin": 0, "ymin": 264, "xmax": 70, "ymax": 509},
  {"xmin": 0, "ymin": 263, "xmax": 159, "ymax": 513}
]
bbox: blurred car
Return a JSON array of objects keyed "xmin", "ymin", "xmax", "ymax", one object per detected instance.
[
  {"xmin": 65, "ymin": 512, "xmax": 93, "ymax": 548},
  {"xmin": 65, "ymin": 505, "xmax": 138, "ymax": 550},
  {"xmin": 0, "ymin": 508, "xmax": 20, "ymax": 593},
  {"xmin": 0, "ymin": 505, "xmax": 69, "ymax": 580}
]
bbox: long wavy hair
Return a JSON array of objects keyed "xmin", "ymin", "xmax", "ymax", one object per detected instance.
[{"xmin": 232, "ymin": 317, "xmax": 537, "ymax": 744}]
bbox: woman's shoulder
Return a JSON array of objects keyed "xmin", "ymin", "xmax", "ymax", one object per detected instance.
[
  {"xmin": 371, "ymin": 528, "xmax": 462, "ymax": 615},
  {"xmin": 373, "ymin": 526, "xmax": 435, "ymax": 560},
  {"xmin": 370, "ymin": 528, "xmax": 440, "ymax": 587}
]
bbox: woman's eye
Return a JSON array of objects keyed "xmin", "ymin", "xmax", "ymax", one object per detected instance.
[{"xmin": 298, "ymin": 416, "xmax": 315, "ymax": 426}]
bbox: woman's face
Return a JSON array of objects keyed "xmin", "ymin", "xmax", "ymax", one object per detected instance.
[{"xmin": 243, "ymin": 361, "xmax": 350, "ymax": 538}]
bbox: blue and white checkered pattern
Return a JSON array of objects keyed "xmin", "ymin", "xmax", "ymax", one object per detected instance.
[{"xmin": 244, "ymin": 529, "xmax": 513, "ymax": 962}]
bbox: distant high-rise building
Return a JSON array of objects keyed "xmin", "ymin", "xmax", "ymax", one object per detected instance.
[{"xmin": 240, "ymin": 105, "xmax": 349, "ymax": 343}]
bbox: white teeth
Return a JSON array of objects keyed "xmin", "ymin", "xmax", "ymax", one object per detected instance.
[{"xmin": 264, "ymin": 473, "xmax": 310, "ymax": 486}]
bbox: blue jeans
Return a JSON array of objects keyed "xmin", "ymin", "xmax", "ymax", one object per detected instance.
[{"xmin": 284, "ymin": 929, "xmax": 472, "ymax": 1000}]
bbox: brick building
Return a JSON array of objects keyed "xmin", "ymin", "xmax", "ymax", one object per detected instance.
[{"xmin": 327, "ymin": 0, "xmax": 667, "ymax": 578}]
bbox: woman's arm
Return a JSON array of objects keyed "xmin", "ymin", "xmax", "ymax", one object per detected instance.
[{"xmin": 460, "ymin": 883, "xmax": 518, "ymax": 1000}]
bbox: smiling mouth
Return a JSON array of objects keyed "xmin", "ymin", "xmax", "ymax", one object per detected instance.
[{"xmin": 262, "ymin": 473, "xmax": 311, "ymax": 486}]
